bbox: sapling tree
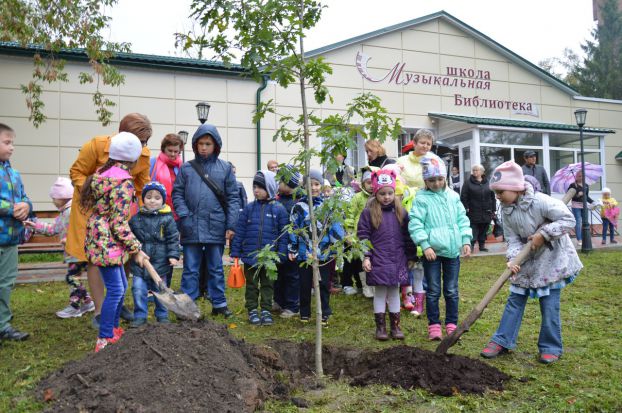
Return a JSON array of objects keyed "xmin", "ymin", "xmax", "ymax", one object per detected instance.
[
  {"xmin": 178, "ymin": 0, "xmax": 400, "ymax": 376},
  {"xmin": 0, "ymin": 0, "xmax": 130, "ymax": 126}
]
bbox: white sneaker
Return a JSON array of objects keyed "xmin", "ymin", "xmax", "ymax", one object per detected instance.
[
  {"xmin": 79, "ymin": 301, "xmax": 95, "ymax": 315},
  {"xmin": 56, "ymin": 305, "xmax": 82, "ymax": 319},
  {"xmin": 280, "ymin": 309, "xmax": 299, "ymax": 318},
  {"xmin": 343, "ymin": 286, "xmax": 358, "ymax": 295},
  {"xmin": 362, "ymin": 286, "xmax": 375, "ymax": 298}
]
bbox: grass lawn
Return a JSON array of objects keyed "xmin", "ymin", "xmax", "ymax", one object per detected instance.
[{"xmin": 1, "ymin": 249, "xmax": 621, "ymax": 412}]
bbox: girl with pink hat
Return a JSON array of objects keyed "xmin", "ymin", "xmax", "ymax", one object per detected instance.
[
  {"xmin": 481, "ymin": 161, "xmax": 583, "ymax": 364},
  {"xmin": 357, "ymin": 169, "xmax": 417, "ymax": 340},
  {"xmin": 25, "ymin": 177, "xmax": 95, "ymax": 318}
]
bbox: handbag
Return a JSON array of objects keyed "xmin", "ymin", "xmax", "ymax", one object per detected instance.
[
  {"xmin": 228, "ymin": 258, "xmax": 245, "ymax": 288},
  {"xmin": 189, "ymin": 159, "xmax": 228, "ymax": 212}
]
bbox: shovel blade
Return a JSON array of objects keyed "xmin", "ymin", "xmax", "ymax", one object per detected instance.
[{"xmin": 152, "ymin": 289, "xmax": 201, "ymax": 321}]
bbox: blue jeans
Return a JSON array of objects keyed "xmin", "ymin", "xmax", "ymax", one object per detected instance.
[
  {"xmin": 571, "ymin": 207, "xmax": 583, "ymax": 241},
  {"xmin": 181, "ymin": 244, "xmax": 227, "ymax": 308},
  {"xmin": 422, "ymin": 256, "xmax": 460, "ymax": 325},
  {"xmin": 274, "ymin": 260, "xmax": 300, "ymax": 312},
  {"xmin": 132, "ymin": 276, "xmax": 168, "ymax": 320},
  {"xmin": 491, "ymin": 289, "xmax": 563, "ymax": 356},
  {"xmin": 602, "ymin": 218, "xmax": 615, "ymax": 241},
  {"xmin": 98, "ymin": 266, "xmax": 128, "ymax": 339}
]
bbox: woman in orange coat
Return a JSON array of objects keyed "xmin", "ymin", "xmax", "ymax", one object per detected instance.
[{"xmin": 65, "ymin": 113, "xmax": 152, "ymax": 328}]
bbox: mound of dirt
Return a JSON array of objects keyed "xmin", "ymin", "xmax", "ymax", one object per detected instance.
[
  {"xmin": 38, "ymin": 321, "xmax": 289, "ymax": 413},
  {"xmin": 38, "ymin": 322, "xmax": 510, "ymax": 411},
  {"xmin": 271, "ymin": 341, "xmax": 510, "ymax": 396}
]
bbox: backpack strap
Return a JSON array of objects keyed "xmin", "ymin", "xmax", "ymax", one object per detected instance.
[{"xmin": 189, "ymin": 159, "xmax": 228, "ymax": 212}]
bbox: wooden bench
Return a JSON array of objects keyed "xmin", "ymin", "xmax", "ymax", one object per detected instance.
[{"xmin": 17, "ymin": 211, "xmax": 64, "ymax": 255}]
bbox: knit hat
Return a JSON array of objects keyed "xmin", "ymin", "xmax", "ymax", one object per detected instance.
[
  {"xmin": 253, "ymin": 171, "xmax": 267, "ymax": 192},
  {"xmin": 305, "ymin": 169, "xmax": 324, "ymax": 186},
  {"xmin": 109, "ymin": 132, "xmax": 142, "ymax": 162},
  {"xmin": 489, "ymin": 161, "xmax": 526, "ymax": 192},
  {"xmin": 142, "ymin": 181, "xmax": 167, "ymax": 202},
  {"xmin": 253, "ymin": 170, "xmax": 278, "ymax": 199},
  {"xmin": 382, "ymin": 163, "xmax": 402, "ymax": 179},
  {"xmin": 49, "ymin": 177, "xmax": 73, "ymax": 200},
  {"xmin": 362, "ymin": 169, "xmax": 373, "ymax": 183},
  {"xmin": 371, "ymin": 169, "xmax": 396, "ymax": 194},
  {"xmin": 602, "ymin": 187, "xmax": 611, "ymax": 194},
  {"xmin": 323, "ymin": 179, "xmax": 332, "ymax": 188},
  {"xmin": 280, "ymin": 164, "xmax": 302, "ymax": 188},
  {"xmin": 420, "ymin": 153, "xmax": 447, "ymax": 180}
]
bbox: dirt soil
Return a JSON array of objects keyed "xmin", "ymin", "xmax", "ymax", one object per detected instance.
[{"xmin": 38, "ymin": 321, "xmax": 510, "ymax": 412}]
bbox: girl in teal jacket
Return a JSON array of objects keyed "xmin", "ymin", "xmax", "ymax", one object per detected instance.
[{"xmin": 408, "ymin": 153, "xmax": 471, "ymax": 341}]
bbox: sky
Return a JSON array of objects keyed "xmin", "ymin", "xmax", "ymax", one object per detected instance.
[{"xmin": 106, "ymin": 0, "xmax": 597, "ymax": 67}]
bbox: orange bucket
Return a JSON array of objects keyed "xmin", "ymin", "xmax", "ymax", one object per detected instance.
[{"xmin": 228, "ymin": 258, "xmax": 245, "ymax": 289}]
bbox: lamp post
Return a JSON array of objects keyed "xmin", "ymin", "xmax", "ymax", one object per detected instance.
[
  {"xmin": 195, "ymin": 101, "xmax": 211, "ymax": 124},
  {"xmin": 178, "ymin": 130, "xmax": 189, "ymax": 163},
  {"xmin": 574, "ymin": 108, "xmax": 592, "ymax": 253}
]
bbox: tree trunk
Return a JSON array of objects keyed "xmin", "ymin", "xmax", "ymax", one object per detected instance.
[{"xmin": 298, "ymin": 0, "xmax": 323, "ymax": 378}]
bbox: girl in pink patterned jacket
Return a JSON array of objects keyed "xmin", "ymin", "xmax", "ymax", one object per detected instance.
[
  {"xmin": 25, "ymin": 177, "xmax": 94, "ymax": 318},
  {"xmin": 79, "ymin": 132, "xmax": 149, "ymax": 352}
]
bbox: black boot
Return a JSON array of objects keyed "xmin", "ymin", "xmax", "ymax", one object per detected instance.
[
  {"xmin": 374, "ymin": 313, "xmax": 388, "ymax": 341},
  {"xmin": 389, "ymin": 312, "xmax": 405, "ymax": 340}
]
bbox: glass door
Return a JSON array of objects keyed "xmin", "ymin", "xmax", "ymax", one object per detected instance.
[{"xmin": 458, "ymin": 142, "xmax": 471, "ymax": 186}]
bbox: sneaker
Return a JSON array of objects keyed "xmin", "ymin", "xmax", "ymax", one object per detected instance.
[
  {"xmin": 427, "ymin": 324, "xmax": 442, "ymax": 341},
  {"xmin": 91, "ymin": 314, "xmax": 101, "ymax": 330},
  {"xmin": 539, "ymin": 353, "xmax": 560, "ymax": 364},
  {"xmin": 0, "ymin": 326, "xmax": 29, "ymax": 341},
  {"xmin": 480, "ymin": 341, "xmax": 509, "ymax": 359},
  {"xmin": 120, "ymin": 305, "xmax": 134, "ymax": 321},
  {"xmin": 343, "ymin": 286, "xmax": 358, "ymax": 296},
  {"xmin": 248, "ymin": 310, "xmax": 261, "ymax": 325},
  {"xmin": 78, "ymin": 301, "xmax": 95, "ymax": 315},
  {"xmin": 110, "ymin": 327, "xmax": 125, "ymax": 343},
  {"xmin": 602, "ymin": 240, "xmax": 607, "ymax": 245},
  {"xmin": 94, "ymin": 337, "xmax": 113, "ymax": 353},
  {"xmin": 479, "ymin": 247, "xmax": 489, "ymax": 252},
  {"xmin": 362, "ymin": 286, "xmax": 374, "ymax": 298},
  {"xmin": 280, "ymin": 309, "xmax": 299, "ymax": 319},
  {"xmin": 445, "ymin": 323, "xmax": 457, "ymax": 336},
  {"xmin": 211, "ymin": 306, "xmax": 233, "ymax": 318},
  {"xmin": 56, "ymin": 305, "xmax": 82, "ymax": 319},
  {"xmin": 260, "ymin": 310, "xmax": 274, "ymax": 326},
  {"xmin": 157, "ymin": 317, "xmax": 171, "ymax": 324},
  {"xmin": 321, "ymin": 315, "xmax": 329, "ymax": 326},
  {"xmin": 129, "ymin": 318, "xmax": 147, "ymax": 328},
  {"xmin": 611, "ymin": 240, "xmax": 618, "ymax": 244},
  {"xmin": 300, "ymin": 316, "xmax": 310, "ymax": 323}
]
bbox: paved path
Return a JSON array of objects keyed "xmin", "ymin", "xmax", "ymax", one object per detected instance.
[{"xmin": 16, "ymin": 236, "xmax": 619, "ymax": 284}]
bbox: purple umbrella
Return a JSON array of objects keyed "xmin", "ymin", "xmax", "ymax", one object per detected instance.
[{"xmin": 550, "ymin": 162, "xmax": 603, "ymax": 194}]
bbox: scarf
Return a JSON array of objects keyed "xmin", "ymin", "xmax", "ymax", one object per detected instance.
[{"xmin": 151, "ymin": 152, "xmax": 182, "ymax": 217}]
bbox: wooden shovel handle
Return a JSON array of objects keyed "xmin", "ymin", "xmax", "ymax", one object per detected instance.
[{"xmin": 143, "ymin": 260, "xmax": 163, "ymax": 285}]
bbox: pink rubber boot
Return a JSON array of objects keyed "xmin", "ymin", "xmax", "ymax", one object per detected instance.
[{"xmin": 412, "ymin": 292, "xmax": 425, "ymax": 317}]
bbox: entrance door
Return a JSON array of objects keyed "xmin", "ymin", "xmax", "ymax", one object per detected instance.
[{"xmin": 458, "ymin": 142, "xmax": 472, "ymax": 187}]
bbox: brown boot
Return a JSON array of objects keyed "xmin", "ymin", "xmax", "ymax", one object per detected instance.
[
  {"xmin": 389, "ymin": 312, "xmax": 405, "ymax": 340},
  {"xmin": 374, "ymin": 313, "xmax": 389, "ymax": 341}
]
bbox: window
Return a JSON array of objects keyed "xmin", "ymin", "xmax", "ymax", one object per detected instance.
[
  {"xmin": 549, "ymin": 133, "xmax": 600, "ymax": 149},
  {"xmin": 396, "ymin": 128, "xmax": 418, "ymax": 156},
  {"xmin": 480, "ymin": 147, "xmax": 512, "ymax": 176},
  {"xmin": 347, "ymin": 133, "xmax": 367, "ymax": 174},
  {"xmin": 480, "ymin": 130, "xmax": 542, "ymax": 145}
]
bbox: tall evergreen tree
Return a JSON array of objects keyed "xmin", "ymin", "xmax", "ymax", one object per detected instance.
[{"xmin": 572, "ymin": 0, "xmax": 622, "ymax": 98}]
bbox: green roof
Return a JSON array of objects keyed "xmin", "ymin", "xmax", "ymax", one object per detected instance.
[
  {"xmin": 616, "ymin": 151, "xmax": 622, "ymax": 160},
  {"xmin": 305, "ymin": 11, "xmax": 579, "ymax": 96},
  {"xmin": 428, "ymin": 113, "xmax": 616, "ymax": 134},
  {"xmin": 0, "ymin": 42, "xmax": 248, "ymax": 77}
]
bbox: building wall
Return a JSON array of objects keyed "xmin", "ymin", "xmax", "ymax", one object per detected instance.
[{"xmin": 2, "ymin": 15, "xmax": 622, "ymax": 212}]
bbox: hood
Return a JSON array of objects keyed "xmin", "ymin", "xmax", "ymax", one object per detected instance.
[
  {"xmin": 257, "ymin": 170, "xmax": 278, "ymax": 200},
  {"xmin": 502, "ymin": 181, "xmax": 535, "ymax": 215},
  {"xmin": 192, "ymin": 123, "xmax": 222, "ymax": 160},
  {"xmin": 92, "ymin": 165, "xmax": 132, "ymax": 197}
]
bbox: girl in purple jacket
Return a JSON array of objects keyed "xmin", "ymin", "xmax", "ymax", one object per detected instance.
[{"xmin": 357, "ymin": 169, "xmax": 417, "ymax": 341}]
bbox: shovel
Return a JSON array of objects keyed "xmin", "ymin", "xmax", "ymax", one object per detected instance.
[
  {"xmin": 143, "ymin": 260, "xmax": 201, "ymax": 321},
  {"xmin": 436, "ymin": 188, "xmax": 576, "ymax": 354}
]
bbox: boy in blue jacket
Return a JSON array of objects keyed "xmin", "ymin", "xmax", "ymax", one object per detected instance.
[
  {"xmin": 172, "ymin": 124, "xmax": 239, "ymax": 318},
  {"xmin": 230, "ymin": 170, "xmax": 289, "ymax": 326},
  {"xmin": 0, "ymin": 123, "xmax": 32, "ymax": 341}
]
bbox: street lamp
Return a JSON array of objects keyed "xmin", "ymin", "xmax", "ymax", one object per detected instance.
[
  {"xmin": 195, "ymin": 101, "xmax": 211, "ymax": 124},
  {"xmin": 178, "ymin": 130, "xmax": 189, "ymax": 162},
  {"xmin": 574, "ymin": 108, "xmax": 592, "ymax": 253}
]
